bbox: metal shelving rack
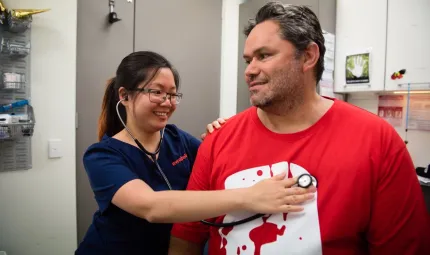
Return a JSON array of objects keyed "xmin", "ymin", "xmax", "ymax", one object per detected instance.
[{"xmin": 0, "ymin": 13, "xmax": 35, "ymax": 172}]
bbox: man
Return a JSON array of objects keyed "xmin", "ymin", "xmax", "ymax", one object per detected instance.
[{"xmin": 169, "ymin": 2, "xmax": 429, "ymax": 255}]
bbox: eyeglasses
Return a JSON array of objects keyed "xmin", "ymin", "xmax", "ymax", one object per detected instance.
[{"xmin": 132, "ymin": 88, "xmax": 183, "ymax": 105}]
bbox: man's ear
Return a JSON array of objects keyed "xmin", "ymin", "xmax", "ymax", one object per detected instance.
[{"xmin": 302, "ymin": 42, "xmax": 320, "ymax": 74}]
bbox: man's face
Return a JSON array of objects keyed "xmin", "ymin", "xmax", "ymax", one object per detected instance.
[{"xmin": 243, "ymin": 20, "xmax": 304, "ymax": 109}]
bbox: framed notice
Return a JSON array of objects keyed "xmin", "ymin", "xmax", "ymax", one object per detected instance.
[{"xmin": 346, "ymin": 52, "xmax": 370, "ymax": 84}]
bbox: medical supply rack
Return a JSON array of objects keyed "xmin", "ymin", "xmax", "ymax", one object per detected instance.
[{"xmin": 0, "ymin": 14, "xmax": 35, "ymax": 172}]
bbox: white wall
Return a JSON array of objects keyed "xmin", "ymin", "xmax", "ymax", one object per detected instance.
[
  {"xmin": 219, "ymin": 0, "xmax": 247, "ymax": 118},
  {"xmin": 0, "ymin": 0, "xmax": 77, "ymax": 254}
]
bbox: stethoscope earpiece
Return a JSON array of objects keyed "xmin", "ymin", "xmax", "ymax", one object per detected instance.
[{"xmin": 115, "ymin": 99, "xmax": 165, "ymax": 151}]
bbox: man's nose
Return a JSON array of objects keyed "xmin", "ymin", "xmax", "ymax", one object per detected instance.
[{"xmin": 245, "ymin": 60, "xmax": 260, "ymax": 78}]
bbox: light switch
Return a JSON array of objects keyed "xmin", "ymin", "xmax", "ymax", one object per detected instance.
[{"xmin": 48, "ymin": 139, "xmax": 63, "ymax": 159}]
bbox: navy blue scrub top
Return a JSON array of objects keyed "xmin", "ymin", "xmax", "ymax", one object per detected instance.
[{"xmin": 75, "ymin": 124, "xmax": 201, "ymax": 255}]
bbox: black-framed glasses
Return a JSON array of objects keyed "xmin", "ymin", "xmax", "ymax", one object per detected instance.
[{"xmin": 132, "ymin": 88, "xmax": 183, "ymax": 105}]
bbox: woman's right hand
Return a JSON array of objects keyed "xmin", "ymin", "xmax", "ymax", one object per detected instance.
[{"xmin": 242, "ymin": 172, "xmax": 316, "ymax": 214}]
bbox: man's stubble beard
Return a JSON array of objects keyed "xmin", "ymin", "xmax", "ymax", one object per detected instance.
[{"xmin": 250, "ymin": 63, "xmax": 304, "ymax": 115}]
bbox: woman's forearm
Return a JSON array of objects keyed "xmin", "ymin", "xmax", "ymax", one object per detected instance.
[
  {"xmin": 112, "ymin": 172, "xmax": 302, "ymax": 223},
  {"xmin": 144, "ymin": 189, "xmax": 247, "ymax": 223}
]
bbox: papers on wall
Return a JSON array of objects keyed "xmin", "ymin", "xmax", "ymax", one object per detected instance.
[
  {"xmin": 378, "ymin": 94, "xmax": 430, "ymax": 131},
  {"xmin": 319, "ymin": 30, "xmax": 335, "ymax": 98},
  {"xmin": 407, "ymin": 95, "xmax": 430, "ymax": 131},
  {"xmin": 378, "ymin": 95, "xmax": 403, "ymax": 127}
]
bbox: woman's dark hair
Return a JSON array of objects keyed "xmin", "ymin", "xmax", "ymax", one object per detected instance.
[
  {"xmin": 244, "ymin": 2, "xmax": 326, "ymax": 83},
  {"xmin": 97, "ymin": 51, "xmax": 180, "ymax": 141}
]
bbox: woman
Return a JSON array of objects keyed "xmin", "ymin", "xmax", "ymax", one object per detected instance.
[{"xmin": 75, "ymin": 51, "xmax": 315, "ymax": 254}]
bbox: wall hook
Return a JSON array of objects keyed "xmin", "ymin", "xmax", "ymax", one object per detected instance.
[{"xmin": 108, "ymin": 0, "xmax": 121, "ymax": 24}]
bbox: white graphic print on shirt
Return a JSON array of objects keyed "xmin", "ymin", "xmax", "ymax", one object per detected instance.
[{"xmin": 218, "ymin": 161, "xmax": 322, "ymax": 255}]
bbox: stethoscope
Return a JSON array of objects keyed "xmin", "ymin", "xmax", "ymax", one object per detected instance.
[
  {"xmin": 199, "ymin": 173, "xmax": 317, "ymax": 227},
  {"xmin": 116, "ymin": 99, "xmax": 317, "ymax": 227},
  {"xmin": 116, "ymin": 99, "xmax": 171, "ymax": 189}
]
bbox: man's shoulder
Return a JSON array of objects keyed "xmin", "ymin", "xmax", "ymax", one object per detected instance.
[
  {"xmin": 197, "ymin": 107, "xmax": 255, "ymax": 154},
  {"xmin": 205, "ymin": 107, "xmax": 255, "ymax": 140},
  {"xmin": 334, "ymin": 99, "xmax": 404, "ymax": 149},
  {"xmin": 335, "ymin": 99, "xmax": 394, "ymax": 130},
  {"xmin": 223, "ymin": 107, "xmax": 254, "ymax": 125}
]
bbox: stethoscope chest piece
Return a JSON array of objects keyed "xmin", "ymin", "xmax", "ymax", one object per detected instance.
[{"xmin": 297, "ymin": 173, "xmax": 314, "ymax": 188}]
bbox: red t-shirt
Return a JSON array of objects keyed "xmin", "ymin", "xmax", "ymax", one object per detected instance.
[{"xmin": 171, "ymin": 98, "xmax": 430, "ymax": 255}]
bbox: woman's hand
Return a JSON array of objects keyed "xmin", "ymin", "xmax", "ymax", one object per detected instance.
[
  {"xmin": 242, "ymin": 172, "xmax": 316, "ymax": 213},
  {"xmin": 201, "ymin": 117, "xmax": 229, "ymax": 140}
]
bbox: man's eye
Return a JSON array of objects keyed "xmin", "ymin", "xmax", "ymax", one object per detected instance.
[{"xmin": 259, "ymin": 54, "xmax": 269, "ymax": 59}]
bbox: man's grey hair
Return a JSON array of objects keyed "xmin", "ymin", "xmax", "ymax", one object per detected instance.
[{"xmin": 244, "ymin": 2, "xmax": 326, "ymax": 83}]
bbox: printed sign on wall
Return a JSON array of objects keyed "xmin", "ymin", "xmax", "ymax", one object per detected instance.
[
  {"xmin": 378, "ymin": 95, "xmax": 403, "ymax": 127},
  {"xmin": 345, "ymin": 52, "xmax": 370, "ymax": 84}
]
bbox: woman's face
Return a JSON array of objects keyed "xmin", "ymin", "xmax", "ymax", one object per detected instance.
[{"xmin": 126, "ymin": 68, "xmax": 178, "ymax": 133}]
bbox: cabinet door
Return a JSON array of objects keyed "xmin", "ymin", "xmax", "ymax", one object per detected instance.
[
  {"xmin": 334, "ymin": 0, "xmax": 388, "ymax": 93},
  {"xmin": 76, "ymin": 0, "xmax": 135, "ymax": 242},
  {"xmin": 385, "ymin": 0, "xmax": 430, "ymax": 91}
]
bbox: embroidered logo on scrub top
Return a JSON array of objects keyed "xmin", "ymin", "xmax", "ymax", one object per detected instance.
[{"xmin": 172, "ymin": 153, "xmax": 188, "ymax": 166}]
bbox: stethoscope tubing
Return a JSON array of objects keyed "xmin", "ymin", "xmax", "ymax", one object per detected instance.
[{"xmin": 116, "ymin": 100, "xmax": 317, "ymax": 228}]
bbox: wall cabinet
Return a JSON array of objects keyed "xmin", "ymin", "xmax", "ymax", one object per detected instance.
[
  {"xmin": 334, "ymin": 0, "xmax": 387, "ymax": 93},
  {"xmin": 384, "ymin": 0, "xmax": 430, "ymax": 91},
  {"xmin": 334, "ymin": 0, "xmax": 430, "ymax": 93}
]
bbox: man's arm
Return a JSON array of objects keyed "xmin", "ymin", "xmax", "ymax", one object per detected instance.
[
  {"xmin": 367, "ymin": 144, "xmax": 430, "ymax": 254},
  {"xmin": 168, "ymin": 236, "xmax": 203, "ymax": 255}
]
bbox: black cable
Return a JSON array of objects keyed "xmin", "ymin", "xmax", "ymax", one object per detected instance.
[
  {"xmin": 117, "ymin": 101, "xmax": 317, "ymax": 228},
  {"xmin": 200, "ymin": 214, "xmax": 265, "ymax": 227}
]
